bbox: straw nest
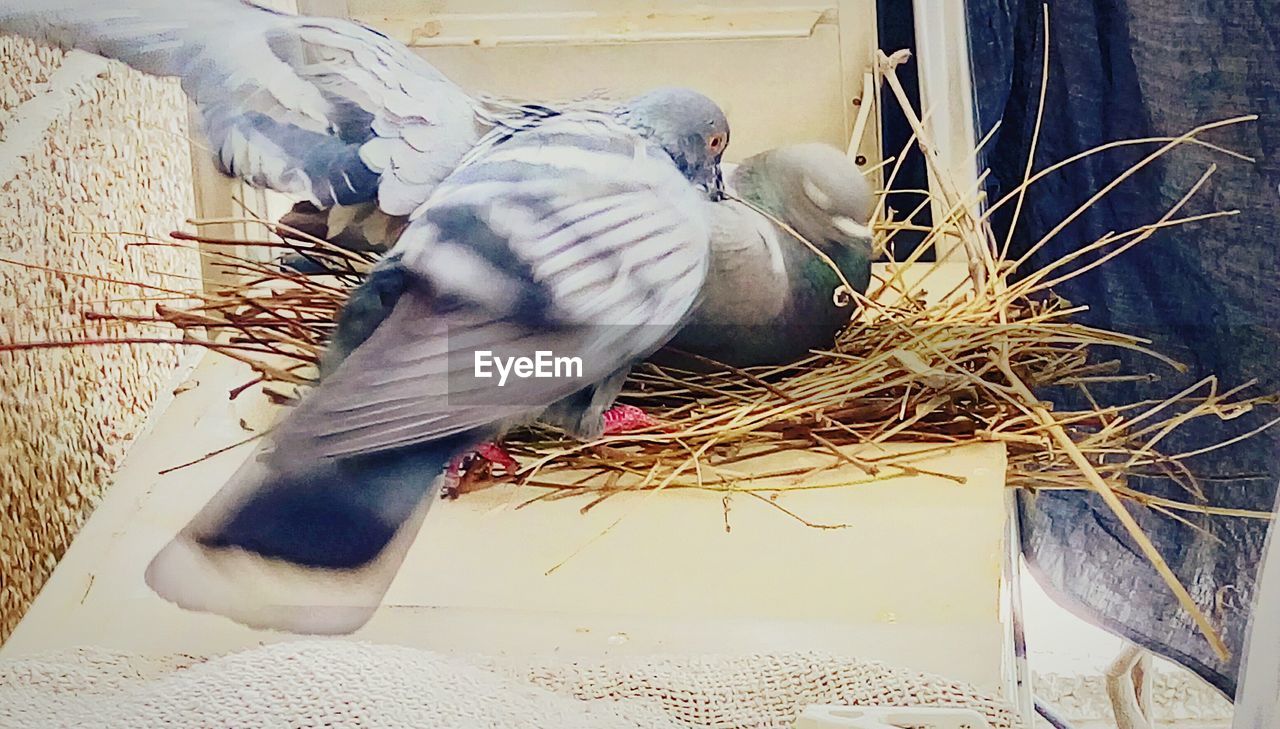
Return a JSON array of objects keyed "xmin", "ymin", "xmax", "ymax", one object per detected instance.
[{"xmin": 4, "ymin": 50, "xmax": 1275, "ymax": 656}]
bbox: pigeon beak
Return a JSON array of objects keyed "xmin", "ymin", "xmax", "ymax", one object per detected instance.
[{"xmin": 700, "ymin": 164, "xmax": 726, "ymax": 201}]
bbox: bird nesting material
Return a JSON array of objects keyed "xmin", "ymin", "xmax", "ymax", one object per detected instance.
[{"xmin": 6, "ymin": 54, "xmax": 1276, "ymax": 657}]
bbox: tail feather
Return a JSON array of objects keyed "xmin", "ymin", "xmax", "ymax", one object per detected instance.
[{"xmin": 145, "ymin": 439, "xmax": 460, "ymax": 634}]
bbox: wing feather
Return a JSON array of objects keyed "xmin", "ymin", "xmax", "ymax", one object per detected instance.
[
  {"xmin": 0, "ymin": 0, "xmax": 480, "ymax": 214},
  {"xmin": 267, "ymin": 117, "xmax": 711, "ymax": 463}
]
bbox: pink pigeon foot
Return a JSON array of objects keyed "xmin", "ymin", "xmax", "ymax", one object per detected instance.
[
  {"xmin": 602, "ymin": 404, "xmax": 666, "ymax": 435},
  {"xmin": 441, "ymin": 441, "xmax": 520, "ymax": 499},
  {"xmin": 474, "ymin": 442, "xmax": 519, "ymax": 472}
]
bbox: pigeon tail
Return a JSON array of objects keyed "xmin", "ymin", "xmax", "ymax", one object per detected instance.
[{"xmin": 145, "ymin": 440, "xmax": 460, "ymax": 635}]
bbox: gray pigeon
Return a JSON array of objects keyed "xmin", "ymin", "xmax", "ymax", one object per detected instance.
[
  {"xmin": 1, "ymin": 0, "xmax": 731, "ymax": 632},
  {"xmin": 143, "ymin": 97, "xmax": 729, "ymax": 634},
  {"xmin": 669, "ymin": 142, "xmax": 874, "ymax": 367},
  {"xmin": 536, "ymin": 144, "xmax": 873, "ymax": 441}
]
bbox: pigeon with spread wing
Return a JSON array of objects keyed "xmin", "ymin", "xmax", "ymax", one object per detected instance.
[{"xmin": 0, "ymin": 0, "xmax": 730, "ymax": 633}]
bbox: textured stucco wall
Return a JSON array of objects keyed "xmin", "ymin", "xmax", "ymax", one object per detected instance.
[{"xmin": 0, "ymin": 39, "xmax": 201, "ymax": 641}]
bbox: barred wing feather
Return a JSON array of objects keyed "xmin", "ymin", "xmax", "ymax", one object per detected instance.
[
  {"xmin": 0, "ymin": 0, "xmax": 480, "ymax": 215},
  {"xmin": 266, "ymin": 116, "xmax": 711, "ymax": 464}
]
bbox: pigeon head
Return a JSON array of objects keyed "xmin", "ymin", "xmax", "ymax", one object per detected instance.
[
  {"xmin": 734, "ymin": 143, "xmax": 874, "ymax": 253},
  {"xmin": 616, "ymin": 87, "xmax": 729, "ymax": 197}
]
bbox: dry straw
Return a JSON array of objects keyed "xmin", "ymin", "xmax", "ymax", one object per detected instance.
[{"xmin": 4, "ymin": 39, "xmax": 1275, "ymax": 658}]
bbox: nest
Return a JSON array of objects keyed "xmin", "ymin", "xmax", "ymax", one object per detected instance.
[{"xmin": 4, "ymin": 50, "xmax": 1276, "ymax": 657}]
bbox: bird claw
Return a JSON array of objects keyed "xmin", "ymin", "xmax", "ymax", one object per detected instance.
[
  {"xmin": 602, "ymin": 404, "xmax": 667, "ymax": 435},
  {"xmin": 441, "ymin": 442, "xmax": 519, "ymax": 499}
]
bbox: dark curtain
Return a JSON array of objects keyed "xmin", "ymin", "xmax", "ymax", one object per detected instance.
[
  {"xmin": 965, "ymin": 0, "xmax": 1280, "ymax": 696},
  {"xmin": 878, "ymin": 0, "xmax": 933, "ymax": 259}
]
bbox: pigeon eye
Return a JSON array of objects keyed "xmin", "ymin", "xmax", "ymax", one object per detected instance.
[{"xmin": 708, "ymin": 134, "xmax": 726, "ymax": 152}]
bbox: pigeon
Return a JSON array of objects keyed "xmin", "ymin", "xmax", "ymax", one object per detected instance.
[
  {"xmin": 1, "ymin": 0, "xmax": 731, "ymax": 632},
  {"xmin": 532, "ymin": 144, "xmax": 874, "ymax": 443},
  {"xmin": 668, "ymin": 142, "xmax": 875, "ymax": 367},
  {"xmin": 143, "ymin": 96, "xmax": 729, "ymax": 634}
]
